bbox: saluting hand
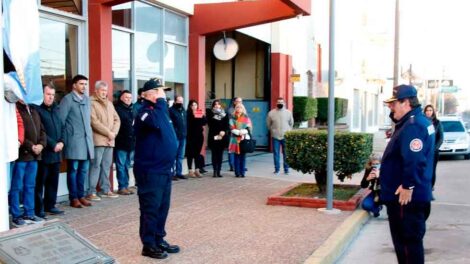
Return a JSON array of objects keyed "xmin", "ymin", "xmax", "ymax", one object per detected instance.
[{"xmin": 395, "ymin": 185, "xmax": 413, "ymax": 205}]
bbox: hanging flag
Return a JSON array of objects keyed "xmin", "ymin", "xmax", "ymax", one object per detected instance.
[{"xmin": 2, "ymin": 0, "xmax": 43, "ymax": 105}]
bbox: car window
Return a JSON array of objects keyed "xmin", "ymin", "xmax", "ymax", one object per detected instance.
[{"xmin": 442, "ymin": 121, "xmax": 465, "ymax": 132}]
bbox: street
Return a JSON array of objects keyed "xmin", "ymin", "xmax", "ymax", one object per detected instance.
[{"xmin": 337, "ymin": 156, "xmax": 470, "ymax": 263}]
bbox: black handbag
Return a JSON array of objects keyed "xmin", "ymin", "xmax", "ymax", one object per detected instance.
[{"xmin": 239, "ymin": 129, "xmax": 256, "ymax": 153}]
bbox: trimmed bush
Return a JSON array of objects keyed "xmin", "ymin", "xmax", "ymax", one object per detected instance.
[
  {"xmin": 293, "ymin": 96, "xmax": 317, "ymax": 127},
  {"xmin": 285, "ymin": 129, "xmax": 373, "ymax": 192},
  {"xmin": 316, "ymin": 97, "xmax": 348, "ymax": 123}
]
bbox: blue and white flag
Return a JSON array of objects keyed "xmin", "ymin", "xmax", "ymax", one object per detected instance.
[{"xmin": 2, "ymin": 0, "xmax": 43, "ymax": 105}]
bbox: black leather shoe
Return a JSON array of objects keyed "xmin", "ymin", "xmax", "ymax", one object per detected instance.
[
  {"xmin": 177, "ymin": 175, "xmax": 188, "ymax": 180},
  {"xmin": 37, "ymin": 212, "xmax": 48, "ymax": 219},
  {"xmin": 172, "ymin": 176, "xmax": 179, "ymax": 181},
  {"xmin": 46, "ymin": 207, "xmax": 64, "ymax": 215},
  {"xmin": 199, "ymin": 168, "xmax": 208, "ymax": 174},
  {"xmin": 142, "ymin": 246, "xmax": 168, "ymax": 259},
  {"xmin": 158, "ymin": 241, "xmax": 180, "ymax": 254}
]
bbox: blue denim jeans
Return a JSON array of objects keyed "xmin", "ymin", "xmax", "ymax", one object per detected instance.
[
  {"xmin": 174, "ymin": 138, "xmax": 186, "ymax": 176},
  {"xmin": 361, "ymin": 192, "xmax": 381, "ymax": 215},
  {"xmin": 272, "ymin": 138, "xmax": 289, "ymax": 173},
  {"xmin": 228, "ymin": 152, "xmax": 234, "ymax": 169},
  {"xmin": 115, "ymin": 150, "xmax": 133, "ymax": 191},
  {"xmin": 234, "ymin": 153, "xmax": 246, "ymax": 176},
  {"xmin": 9, "ymin": 161, "xmax": 38, "ymax": 218},
  {"xmin": 138, "ymin": 173, "xmax": 172, "ymax": 247},
  {"xmin": 67, "ymin": 159, "xmax": 89, "ymax": 201},
  {"xmin": 6, "ymin": 162, "xmax": 14, "ymax": 192}
]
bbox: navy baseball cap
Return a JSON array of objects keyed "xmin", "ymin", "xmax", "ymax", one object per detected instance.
[
  {"xmin": 384, "ymin": 84, "xmax": 417, "ymax": 103},
  {"xmin": 142, "ymin": 78, "xmax": 171, "ymax": 92}
]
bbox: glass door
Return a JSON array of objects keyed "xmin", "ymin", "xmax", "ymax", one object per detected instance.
[
  {"xmin": 112, "ymin": 29, "xmax": 132, "ymax": 101},
  {"xmin": 39, "ymin": 17, "xmax": 79, "ymax": 101}
]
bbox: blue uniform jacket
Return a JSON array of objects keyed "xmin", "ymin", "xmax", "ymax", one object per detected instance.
[
  {"xmin": 380, "ymin": 107, "xmax": 435, "ymax": 203},
  {"xmin": 133, "ymin": 99, "xmax": 178, "ymax": 189}
]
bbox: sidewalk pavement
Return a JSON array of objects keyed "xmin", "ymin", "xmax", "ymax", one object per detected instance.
[
  {"xmin": 337, "ymin": 148, "xmax": 470, "ymax": 263},
  {"xmin": 5, "ymin": 131, "xmax": 387, "ymax": 263}
]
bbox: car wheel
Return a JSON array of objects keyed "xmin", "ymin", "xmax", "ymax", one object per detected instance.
[{"xmin": 465, "ymin": 154, "xmax": 470, "ymax": 160}]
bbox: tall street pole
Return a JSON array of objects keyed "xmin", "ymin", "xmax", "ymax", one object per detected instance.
[
  {"xmin": 0, "ymin": 0, "xmax": 9, "ymax": 232},
  {"xmin": 393, "ymin": 0, "xmax": 400, "ymax": 87},
  {"xmin": 325, "ymin": 0, "xmax": 336, "ymax": 211}
]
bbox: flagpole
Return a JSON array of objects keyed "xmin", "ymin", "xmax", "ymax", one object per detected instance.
[{"xmin": 0, "ymin": 0, "xmax": 11, "ymax": 232}]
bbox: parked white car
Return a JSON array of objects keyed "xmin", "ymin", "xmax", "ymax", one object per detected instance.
[{"xmin": 439, "ymin": 116, "xmax": 470, "ymax": 159}]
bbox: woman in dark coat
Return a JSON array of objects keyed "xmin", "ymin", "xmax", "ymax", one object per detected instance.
[
  {"xmin": 423, "ymin": 104, "xmax": 444, "ymax": 195},
  {"xmin": 207, "ymin": 99, "xmax": 229, "ymax": 177},
  {"xmin": 186, "ymin": 100, "xmax": 207, "ymax": 178}
]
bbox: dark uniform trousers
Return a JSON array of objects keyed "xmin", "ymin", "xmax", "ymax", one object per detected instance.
[
  {"xmin": 385, "ymin": 201, "xmax": 431, "ymax": 264},
  {"xmin": 138, "ymin": 172, "xmax": 172, "ymax": 247},
  {"xmin": 35, "ymin": 162, "xmax": 61, "ymax": 215}
]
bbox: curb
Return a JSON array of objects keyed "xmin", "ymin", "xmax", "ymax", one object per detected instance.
[{"xmin": 303, "ymin": 209, "xmax": 369, "ymax": 264}]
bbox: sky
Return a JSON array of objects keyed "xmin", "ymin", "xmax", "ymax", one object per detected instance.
[{"xmin": 399, "ymin": 0, "xmax": 470, "ymax": 110}]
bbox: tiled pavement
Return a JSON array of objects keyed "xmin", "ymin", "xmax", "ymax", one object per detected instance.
[{"xmin": 49, "ymin": 171, "xmax": 351, "ymax": 264}]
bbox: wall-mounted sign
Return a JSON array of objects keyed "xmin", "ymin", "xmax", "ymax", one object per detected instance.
[
  {"xmin": 290, "ymin": 74, "xmax": 301, "ymax": 82},
  {"xmin": 427, "ymin": 80, "xmax": 438, "ymax": 89},
  {"xmin": 441, "ymin": 79, "xmax": 453, "ymax": 87}
]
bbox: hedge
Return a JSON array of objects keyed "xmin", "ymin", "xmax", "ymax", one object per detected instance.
[
  {"xmin": 316, "ymin": 97, "xmax": 348, "ymax": 123},
  {"xmin": 285, "ymin": 129, "xmax": 373, "ymax": 192},
  {"xmin": 293, "ymin": 96, "xmax": 318, "ymax": 127}
]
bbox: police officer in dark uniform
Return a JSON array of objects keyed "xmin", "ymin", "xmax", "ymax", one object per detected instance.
[
  {"xmin": 133, "ymin": 78, "xmax": 179, "ymax": 259},
  {"xmin": 380, "ymin": 84, "xmax": 435, "ymax": 264}
]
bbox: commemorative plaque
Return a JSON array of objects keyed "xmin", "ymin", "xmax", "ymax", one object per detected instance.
[{"xmin": 0, "ymin": 222, "xmax": 114, "ymax": 264}]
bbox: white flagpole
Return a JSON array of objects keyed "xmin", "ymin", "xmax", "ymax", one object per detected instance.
[{"xmin": 0, "ymin": 0, "xmax": 11, "ymax": 232}]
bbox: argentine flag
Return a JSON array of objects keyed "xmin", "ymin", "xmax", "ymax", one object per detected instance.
[{"xmin": 2, "ymin": 0, "xmax": 43, "ymax": 105}]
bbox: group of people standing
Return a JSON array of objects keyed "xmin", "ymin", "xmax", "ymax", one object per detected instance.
[
  {"xmin": 133, "ymin": 83, "xmax": 293, "ymax": 259},
  {"xmin": 8, "ymin": 75, "xmax": 138, "ymax": 227},
  {"xmin": 7, "ymin": 72, "xmax": 294, "ymax": 259}
]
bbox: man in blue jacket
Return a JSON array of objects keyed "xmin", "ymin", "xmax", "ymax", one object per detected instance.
[
  {"xmin": 134, "ymin": 78, "xmax": 179, "ymax": 259},
  {"xmin": 380, "ymin": 84, "xmax": 434, "ymax": 264}
]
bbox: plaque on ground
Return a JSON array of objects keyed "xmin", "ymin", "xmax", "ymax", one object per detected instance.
[{"xmin": 0, "ymin": 222, "xmax": 114, "ymax": 264}]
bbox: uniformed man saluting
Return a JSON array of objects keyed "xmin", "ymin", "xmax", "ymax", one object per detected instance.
[
  {"xmin": 381, "ymin": 84, "xmax": 435, "ymax": 264},
  {"xmin": 133, "ymin": 78, "xmax": 179, "ymax": 259}
]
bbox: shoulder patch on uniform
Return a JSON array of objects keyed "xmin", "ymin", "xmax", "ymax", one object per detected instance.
[
  {"xmin": 141, "ymin": 112, "xmax": 149, "ymax": 121},
  {"xmin": 410, "ymin": 138, "xmax": 423, "ymax": 152},
  {"xmin": 427, "ymin": 125, "xmax": 435, "ymax": 135}
]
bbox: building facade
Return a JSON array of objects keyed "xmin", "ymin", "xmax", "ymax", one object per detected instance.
[{"xmin": 1, "ymin": 0, "xmax": 310, "ymax": 231}]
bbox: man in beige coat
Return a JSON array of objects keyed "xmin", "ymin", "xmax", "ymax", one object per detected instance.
[
  {"xmin": 266, "ymin": 97, "xmax": 293, "ymax": 175},
  {"xmin": 87, "ymin": 81, "xmax": 121, "ymax": 200}
]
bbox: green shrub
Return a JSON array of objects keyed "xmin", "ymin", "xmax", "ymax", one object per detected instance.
[
  {"xmin": 316, "ymin": 97, "xmax": 348, "ymax": 123},
  {"xmin": 293, "ymin": 96, "xmax": 317, "ymax": 127},
  {"xmin": 285, "ymin": 130, "xmax": 373, "ymax": 192}
]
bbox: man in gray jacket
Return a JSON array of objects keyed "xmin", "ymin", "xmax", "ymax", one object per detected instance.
[
  {"xmin": 266, "ymin": 97, "xmax": 293, "ymax": 175},
  {"xmin": 59, "ymin": 74, "xmax": 94, "ymax": 208}
]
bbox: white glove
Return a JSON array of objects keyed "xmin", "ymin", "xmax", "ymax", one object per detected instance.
[
  {"xmin": 240, "ymin": 129, "xmax": 248, "ymax": 135},
  {"xmin": 231, "ymin": 129, "xmax": 241, "ymax": 136}
]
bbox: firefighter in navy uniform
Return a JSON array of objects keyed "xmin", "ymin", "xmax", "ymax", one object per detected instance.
[
  {"xmin": 133, "ymin": 78, "xmax": 179, "ymax": 259},
  {"xmin": 381, "ymin": 84, "xmax": 435, "ymax": 264}
]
